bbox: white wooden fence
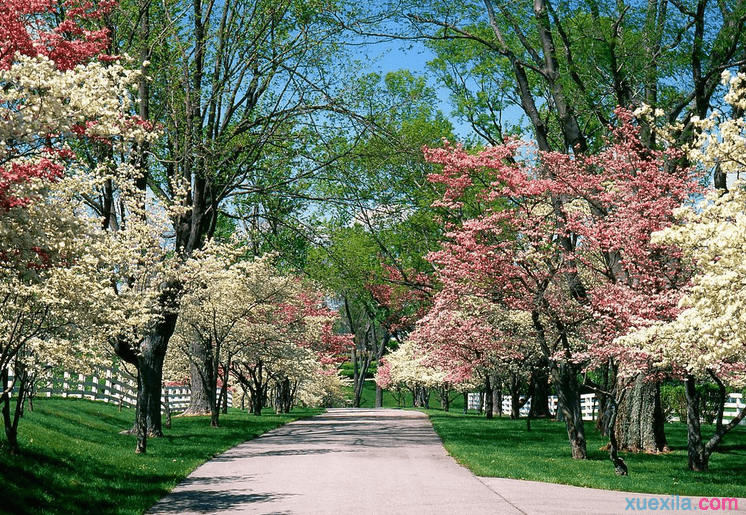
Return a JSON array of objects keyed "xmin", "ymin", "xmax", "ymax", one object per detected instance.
[
  {"xmin": 19, "ymin": 369, "xmax": 232, "ymax": 412},
  {"xmin": 468, "ymin": 392, "xmax": 746, "ymax": 424}
]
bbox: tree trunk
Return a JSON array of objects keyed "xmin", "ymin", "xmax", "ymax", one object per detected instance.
[
  {"xmin": 607, "ymin": 392, "xmax": 629, "ymax": 475},
  {"xmin": 491, "ymin": 380, "xmax": 501, "ymax": 417},
  {"xmin": 529, "ymin": 367, "xmax": 551, "ymax": 418},
  {"xmin": 614, "ymin": 374, "xmax": 667, "ymax": 453},
  {"xmin": 508, "ymin": 373, "xmax": 523, "ymax": 419},
  {"xmin": 182, "ymin": 340, "xmax": 212, "ymax": 416},
  {"xmin": 134, "ymin": 310, "xmax": 177, "ymax": 453},
  {"xmin": 684, "ymin": 375, "xmax": 708, "ymax": 471},
  {"xmin": 552, "ymin": 361, "xmax": 587, "ymax": 459},
  {"xmin": 484, "ymin": 376, "xmax": 494, "ymax": 419},
  {"xmin": 532, "ymin": 311, "xmax": 586, "ymax": 459},
  {"xmin": 219, "ymin": 364, "xmax": 230, "ymax": 415},
  {"xmin": 277, "ymin": 377, "xmax": 292, "ymax": 414},
  {"xmin": 438, "ymin": 387, "xmax": 450, "ymax": 412},
  {"xmin": 1, "ymin": 366, "xmax": 27, "ymax": 455},
  {"xmin": 135, "ymin": 371, "xmax": 148, "ymax": 454},
  {"xmin": 375, "ymin": 385, "xmax": 383, "ymax": 408}
]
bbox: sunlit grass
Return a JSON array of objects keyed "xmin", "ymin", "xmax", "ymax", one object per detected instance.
[
  {"xmin": 426, "ymin": 410, "xmax": 746, "ymax": 498},
  {"xmin": 0, "ymin": 398, "xmax": 322, "ymax": 515}
]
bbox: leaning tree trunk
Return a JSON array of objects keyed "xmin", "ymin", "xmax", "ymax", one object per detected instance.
[
  {"xmin": 533, "ymin": 311, "xmax": 587, "ymax": 459},
  {"xmin": 614, "ymin": 374, "xmax": 667, "ymax": 453}
]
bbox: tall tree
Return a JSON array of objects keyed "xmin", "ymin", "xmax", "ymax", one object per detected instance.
[
  {"xmin": 619, "ymin": 75, "xmax": 746, "ymax": 470},
  {"xmin": 337, "ymin": 0, "xmax": 746, "ymax": 451},
  {"xmin": 93, "ymin": 0, "xmax": 360, "ymax": 451},
  {"xmin": 0, "ymin": 0, "xmax": 160, "ymax": 454},
  {"xmin": 306, "ymin": 70, "xmax": 452, "ymax": 406},
  {"xmin": 422, "ymin": 112, "xmax": 700, "ymax": 460}
]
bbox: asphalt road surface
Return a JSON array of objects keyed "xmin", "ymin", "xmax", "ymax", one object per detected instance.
[{"xmin": 146, "ymin": 408, "xmax": 745, "ymax": 515}]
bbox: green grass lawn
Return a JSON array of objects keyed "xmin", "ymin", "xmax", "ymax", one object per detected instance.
[
  {"xmin": 426, "ymin": 410, "xmax": 746, "ymax": 498},
  {"xmin": 0, "ymin": 398, "xmax": 321, "ymax": 515}
]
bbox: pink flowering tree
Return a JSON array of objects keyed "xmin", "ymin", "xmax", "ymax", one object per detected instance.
[{"xmin": 421, "ymin": 111, "xmax": 700, "ymax": 460}]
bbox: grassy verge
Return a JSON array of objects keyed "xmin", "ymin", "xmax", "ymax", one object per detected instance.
[
  {"xmin": 0, "ymin": 397, "xmax": 322, "ymax": 515},
  {"xmin": 426, "ymin": 410, "xmax": 746, "ymax": 498}
]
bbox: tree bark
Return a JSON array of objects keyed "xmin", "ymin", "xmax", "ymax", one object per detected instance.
[
  {"xmin": 684, "ymin": 375, "xmax": 708, "ymax": 471},
  {"xmin": 1, "ymin": 366, "xmax": 27, "ymax": 455},
  {"xmin": 532, "ymin": 310, "xmax": 587, "ymax": 459},
  {"xmin": 552, "ymin": 360, "xmax": 587, "ymax": 459},
  {"xmin": 614, "ymin": 374, "xmax": 667, "ymax": 453},
  {"xmin": 484, "ymin": 375, "xmax": 494, "ymax": 419},
  {"xmin": 607, "ymin": 392, "xmax": 628, "ymax": 475},
  {"xmin": 182, "ymin": 339, "xmax": 212, "ymax": 416},
  {"xmin": 529, "ymin": 367, "xmax": 551, "ymax": 418},
  {"xmin": 133, "ymin": 307, "xmax": 177, "ymax": 453}
]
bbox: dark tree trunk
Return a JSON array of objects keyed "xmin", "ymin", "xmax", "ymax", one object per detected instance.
[
  {"xmin": 532, "ymin": 311, "xmax": 586, "ymax": 459},
  {"xmin": 491, "ymin": 379, "xmax": 501, "ymax": 417},
  {"xmin": 552, "ymin": 361, "xmax": 587, "ymax": 459},
  {"xmin": 276, "ymin": 377, "xmax": 293, "ymax": 414},
  {"xmin": 1, "ymin": 366, "xmax": 27, "ymax": 455},
  {"xmin": 684, "ymin": 375, "xmax": 708, "ymax": 471},
  {"xmin": 529, "ymin": 368, "xmax": 551, "ymax": 418},
  {"xmin": 484, "ymin": 376, "xmax": 494, "ymax": 419},
  {"xmin": 252, "ymin": 389, "xmax": 263, "ymax": 416},
  {"xmin": 614, "ymin": 374, "xmax": 667, "ymax": 453},
  {"xmin": 508, "ymin": 373, "xmax": 525, "ymax": 419},
  {"xmin": 134, "ymin": 309, "xmax": 177, "ymax": 453},
  {"xmin": 607, "ymin": 392, "xmax": 628, "ymax": 476}
]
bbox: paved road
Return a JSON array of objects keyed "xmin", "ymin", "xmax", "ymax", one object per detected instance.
[{"xmin": 146, "ymin": 408, "xmax": 745, "ymax": 515}]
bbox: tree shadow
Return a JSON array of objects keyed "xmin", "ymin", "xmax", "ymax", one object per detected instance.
[{"xmin": 146, "ymin": 490, "xmax": 290, "ymax": 514}]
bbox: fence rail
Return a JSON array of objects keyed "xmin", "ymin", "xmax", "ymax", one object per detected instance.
[
  {"xmin": 468, "ymin": 392, "xmax": 745, "ymax": 424},
  {"xmin": 13, "ymin": 369, "xmax": 232, "ymax": 412}
]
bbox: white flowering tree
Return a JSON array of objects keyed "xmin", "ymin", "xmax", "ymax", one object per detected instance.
[
  {"xmin": 0, "ymin": 0, "xmax": 161, "ymax": 453},
  {"xmin": 375, "ymin": 340, "xmax": 478, "ymax": 410},
  {"xmin": 168, "ymin": 247, "xmax": 350, "ymax": 419},
  {"xmin": 619, "ymin": 73, "xmax": 746, "ymax": 471}
]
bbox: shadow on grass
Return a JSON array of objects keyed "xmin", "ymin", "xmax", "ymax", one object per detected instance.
[{"xmin": 0, "ymin": 399, "xmax": 321, "ymax": 515}]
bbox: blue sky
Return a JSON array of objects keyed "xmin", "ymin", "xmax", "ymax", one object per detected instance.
[{"xmin": 356, "ymin": 39, "xmax": 473, "ymax": 139}]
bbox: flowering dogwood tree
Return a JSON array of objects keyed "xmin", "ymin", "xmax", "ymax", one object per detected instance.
[
  {"xmin": 376, "ymin": 337, "xmax": 480, "ymax": 411},
  {"xmin": 619, "ymin": 74, "xmax": 746, "ymax": 471},
  {"xmin": 422, "ymin": 112, "xmax": 700, "ymax": 459},
  {"xmin": 168, "ymin": 247, "xmax": 351, "ymax": 419},
  {"xmin": 0, "ymin": 0, "xmax": 165, "ymax": 453}
]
